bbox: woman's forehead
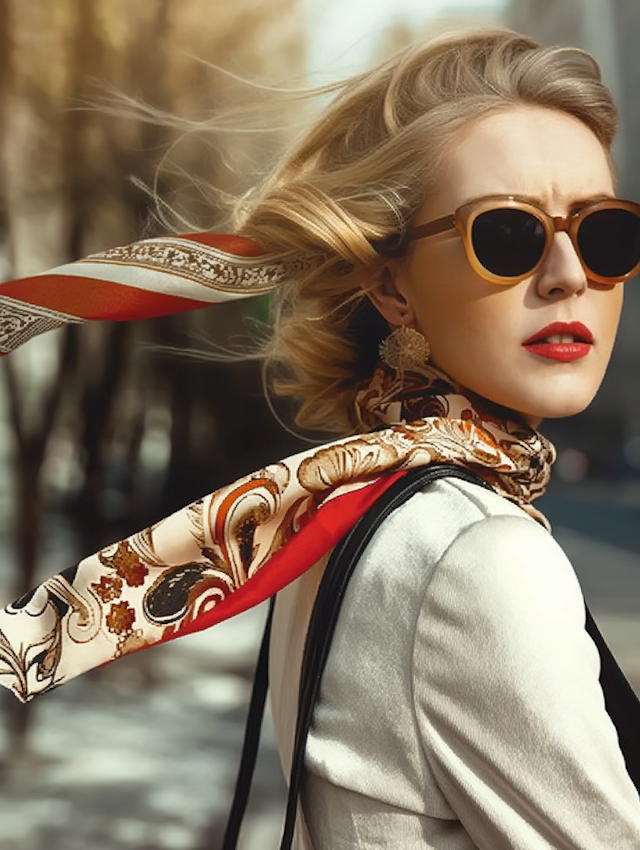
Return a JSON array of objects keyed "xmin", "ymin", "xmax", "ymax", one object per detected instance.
[{"xmin": 436, "ymin": 105, "xmax": 614, "ymax": 212}]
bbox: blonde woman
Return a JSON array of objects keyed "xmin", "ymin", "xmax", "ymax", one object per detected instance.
[{"xmin": 0, "ymin": 28, "xmax": 639, "ymax": 849}]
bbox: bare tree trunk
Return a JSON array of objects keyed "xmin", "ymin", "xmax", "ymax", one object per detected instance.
[
  {"xmin": 71, "ymin": 323, "xmax": 133, "ymax": 553},
  {"xmin": 0, "ymin": 326, "xmax": 78, "ymax": 761},
  {"xmin": 0, "ymin": 0, "xmax": 11, "ymax": 264}
]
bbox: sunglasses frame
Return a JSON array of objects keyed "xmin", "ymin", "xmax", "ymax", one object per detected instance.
[{"xmin": 407, "ymin": 195, "xmax": 640, "ymax": 285}]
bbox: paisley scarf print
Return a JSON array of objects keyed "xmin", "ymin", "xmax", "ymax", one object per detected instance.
[
  {"xmin": 355, "ymin": 362, "xmax": 556, "ymax": 512},
  {"xmin": 0, "ymin": 361, "xmax": 554, "ymax": 703}
]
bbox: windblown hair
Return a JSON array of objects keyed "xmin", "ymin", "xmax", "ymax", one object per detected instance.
[{"xmin": 235, "ymin": 27, "xmax": 618, "ymax": 435}]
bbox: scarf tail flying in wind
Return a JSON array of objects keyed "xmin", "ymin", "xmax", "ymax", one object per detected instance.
[{"xmin": 0, "ymin": 233, "xmax": 555, "ymax": 703}]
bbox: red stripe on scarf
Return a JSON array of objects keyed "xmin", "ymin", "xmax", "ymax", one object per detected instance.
[
  {"xmin": 156, "ymin": 470, "xmax": 408, "ymax": 645},
  {"xmin": 0, "ymin": 274, "xmax": 210, "ymax": 321}
]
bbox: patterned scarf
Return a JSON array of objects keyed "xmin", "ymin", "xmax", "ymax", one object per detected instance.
[{"xmin": 0, "ymin": 233, "xmax": 555, "ymax": 702}]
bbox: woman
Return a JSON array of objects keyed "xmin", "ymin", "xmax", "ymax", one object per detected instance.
[
  {"xmin": 260, "ymin": 30, "xmax": 640, "ymax": 849},
  {"xmin": 0, "ymin": 27, "xmax": 639, "ymax": 848}
]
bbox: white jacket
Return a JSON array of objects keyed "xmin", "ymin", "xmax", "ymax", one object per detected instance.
[{"xmin": 269, "ymin": 475, "xmax": 640, "ymax": 849}]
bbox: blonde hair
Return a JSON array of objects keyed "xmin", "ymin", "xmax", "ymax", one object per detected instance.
[{"xmin": 234, "ymin": 27, "xmax": 618, "ymax": 435}]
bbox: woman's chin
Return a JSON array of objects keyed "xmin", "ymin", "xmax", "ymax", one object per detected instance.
[
  {"xmin": 473, "ymin": 383, "xmax": 599, "ymax": 427},
  {"xmin": 515, "ymin": 358, "xmax": 609, "ymax": 423},
  {"xmin": 510, "ymin": 391, "xmax": 596, "ymax": 425}
]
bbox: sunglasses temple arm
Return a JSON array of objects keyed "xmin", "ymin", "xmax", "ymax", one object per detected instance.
[{"xmin": 408, "ymin": 214, "xmax": 456, "ymax": 243}]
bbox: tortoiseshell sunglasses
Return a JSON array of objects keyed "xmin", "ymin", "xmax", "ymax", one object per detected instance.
[{"xmin": 407, "ymin": 195, "xmax": 640, "ymax": 285}]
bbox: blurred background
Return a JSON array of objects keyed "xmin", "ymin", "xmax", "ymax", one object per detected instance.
[{"xmin": 0, "ymin": 0, "xmax": 637, "ymax": 847}]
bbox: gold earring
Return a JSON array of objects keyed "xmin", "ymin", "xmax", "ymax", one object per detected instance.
[{"xmin": 379, "ymin": 325, "xmax": 431, "ymax": 370}]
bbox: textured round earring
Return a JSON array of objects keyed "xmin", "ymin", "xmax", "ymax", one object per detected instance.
[{"xmin": 379, "ymin": 325, "xmax": 431, "ymax": 370}]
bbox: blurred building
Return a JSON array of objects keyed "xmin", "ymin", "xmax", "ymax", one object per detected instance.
[{"xmin": 509, "ymin": 0, "xmax": 640, "ymax": 474}]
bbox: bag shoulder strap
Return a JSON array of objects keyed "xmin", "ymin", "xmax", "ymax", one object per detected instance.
[
  {"xmin": 584, "ymin": 607, "xmax": 640, "ymax": 790},
  {"xmin": 221, "ymin": 595, "xmax": 276, "ymax": 850},
  {"xmin": 222, "ymin": 463, "xmax": 480, "ymax": 850}
]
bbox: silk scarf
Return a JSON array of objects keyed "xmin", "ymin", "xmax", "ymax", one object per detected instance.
[{"xmin": 0, "ymin": 233, "xmax": 554, "ymax": 702}]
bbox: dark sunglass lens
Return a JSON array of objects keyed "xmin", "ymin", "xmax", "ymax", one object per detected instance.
[
  {"xmin": 471, "ymin": 209, "xmax": 546, "ymax": 277},
  {"xmin": 578, "ymin": 208, "xmax": 640, "ymax": 278}
]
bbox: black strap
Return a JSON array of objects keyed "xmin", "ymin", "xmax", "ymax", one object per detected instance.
[
  {"xmin": 221, "ymin": 596, "xmax": 276, "ymax": 850},
  {"xmin": 584, "ymin": 607, "xmax": 640, "ymax": 790},
  {"xmin": 222, "ymin": 464, "xmax": 640, "ymax": 849},
  {"xmin": 221, "ymin": 465, "xmax": 477, "ymax": 849}
]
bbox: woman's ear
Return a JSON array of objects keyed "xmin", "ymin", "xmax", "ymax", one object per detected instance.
[{"xmin": 366, "ymin": 261, "xmax": 415, "ymax": 325}]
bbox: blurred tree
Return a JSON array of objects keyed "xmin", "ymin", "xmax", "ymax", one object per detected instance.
[
  {"xmin": 0, "ymin": 0, "xmax": 306, "ymax": 761},
  {"xmin": 0, "ymin": 0, "xmax": 9, "ymax": 230}
]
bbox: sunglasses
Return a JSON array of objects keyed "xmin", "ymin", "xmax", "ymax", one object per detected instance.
[{"xmin": 407, "ymin": 195, "xmax": 640, "ymax": 285}]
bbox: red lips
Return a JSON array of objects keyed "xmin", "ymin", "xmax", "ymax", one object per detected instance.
[
  {"xmin": 523, "ymin": 322, "xmax": 594, "ymax": 346},
  {"xmin": 522, "ymin": 322, "xmax": 593, "ymax": 362}
]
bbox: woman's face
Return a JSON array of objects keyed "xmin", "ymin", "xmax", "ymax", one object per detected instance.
[{"xmin": 378, "ymin": 105, "xmax": 623, "ymax": 425}]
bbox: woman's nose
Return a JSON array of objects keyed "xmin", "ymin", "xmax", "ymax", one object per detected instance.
[{"xmin": 536, "ymin": 232, "xmax": 588, "ymax": 299}]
